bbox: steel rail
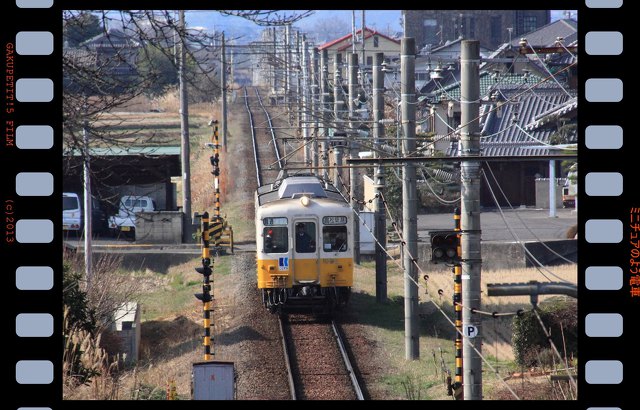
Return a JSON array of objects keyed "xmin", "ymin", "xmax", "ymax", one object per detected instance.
[{"xmin": 331, "ymin": 320, "xmax": 365, "ymax": 400}]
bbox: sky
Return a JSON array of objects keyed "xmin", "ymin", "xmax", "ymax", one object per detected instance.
[{"xmin": 185, "ymin": 10, "xmax": 577, "ymax": 42}]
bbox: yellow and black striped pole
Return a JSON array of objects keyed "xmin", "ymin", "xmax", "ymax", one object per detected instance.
[
  {"xmin": 195, "ymin": 211, "xmax": 214, "ymax": 361},
  {"xmin": 453, "ymin": 207, "xmax": 463, "ymax": 397},
  {"xmin": 211, "ymin": 123, "xmax": 221, "ymax": 220},
  {"xmin": 209, "ymin": 121, "xmax": 225, "ymax": 252}
]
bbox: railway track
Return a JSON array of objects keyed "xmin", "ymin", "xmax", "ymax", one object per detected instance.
[
  {"xmin": 279, "ymin": 314, "xmax": 365, "ymax": 400},
  {"xmin": 245, "ymin": 86, "xmax": 364, "ymax": 400},
  {"xmin": 243, "ymin": 86, "xmax": 283, "ymax": 186}
]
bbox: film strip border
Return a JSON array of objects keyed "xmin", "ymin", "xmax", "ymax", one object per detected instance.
[
  {"xmin": 581, "ymin": 0, "xmax": 630, "ymax": 408},
  {"xmin": 6, "ymin": 1, "xmax": 60, "ymax": 409}
]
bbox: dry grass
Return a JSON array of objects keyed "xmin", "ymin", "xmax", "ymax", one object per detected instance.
[
  {"xmin": 355, "ymin": 261, "xmax": 576, "ymax": 363},
  {"xmin": 63, "ymin": 308, "xmax": 121, "ymax": 400},
  {"xmin": 352, "ymin": 260, "xmax": 577, "ymax": 400},
  {"xmin": 88, "ymin": 90, "xmax": 215, "ymax": 147}
]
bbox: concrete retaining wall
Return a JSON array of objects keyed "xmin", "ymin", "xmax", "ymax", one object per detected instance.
[
  {"xmin": 412, "ymin": 238, "xmax": 576, "ymax": 272},
  {"xmin": 136, "ymin": 211, "xmax": 183, "ymax": 244}
]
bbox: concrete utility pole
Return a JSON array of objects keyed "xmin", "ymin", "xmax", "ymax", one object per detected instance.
[
  {"xmin": 320, "ymin": 49, "xmax": 331, "ymax": 181},
  {"xmin": 179, "ymin": 10, "xmax": 192, "ymax": 241},
  {"xmin": 82, "ymin": 121, "xmax": 93, "ymax": 286},
  {"xmin": 272, "ymin": 28, "xmax": 277, "ymax": 93},
  {"xmin": 297, "ymin": 31, "xmax": 303, "ymax": 141},
  {"xmin": 549, "ymin": 160, "xmax": 557, "ymax": 217},
  {"xmin": 311, "ymin": 47, "xmax": 320, "ymax": 171},
  {"xmin": 361, "ymin": 10, "xmax": 366, "ymax": 68},
  {"xmin": 220, "ymin": 31, "xmax": 227, "ymax": 150},
  {"xmin": 301, "ymin": 37, "xmax": 310, "ymax": 167},
  {"xmin": 348, "ymin": 52, "xmax": 360, "ymax": 264},
  {"xmin": 372, "ymin": 52, "xmax": 387, "ymax": 303},
  {"xmin": 351, "ymin": 10, "xmax": 357, "ymax": 54},
  {"xmin": 333, "ymin": 58, "xmax": 344, "ymax": 192},
  {"xmin": 401, "ymin": 37, "xmax": 419, "ymax": 360},
  {"xmin": 284, "ymin": 24, "xmax": 291, "ymax": 112},
  {"xmin": 460, "ymin": 40, "xmax": 482, "ymax": 400}
]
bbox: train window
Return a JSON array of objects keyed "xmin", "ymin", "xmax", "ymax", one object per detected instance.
[
  {"xmin": 323, "ymin": 226, "xmax": 347, "ymax": 252},
  {"xmin": 263, "ymin": 227, "xmax": 288, "ymax": 253},
  {"xmin": 295, "ymin": 222, "xmax": 316, "ymax": 253}
]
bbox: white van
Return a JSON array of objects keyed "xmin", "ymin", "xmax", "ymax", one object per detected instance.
[{"xmin": 63, "ymin": 192, "xmax": 82, "ymax": 232}]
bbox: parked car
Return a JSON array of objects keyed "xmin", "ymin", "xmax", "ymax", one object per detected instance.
[
  {"xmin": 90, "ymin": 198, "xmax": 109, "ymax": 235},
  {"xmin": 63, "ymin": 192, "xmax": 110, "ymax": 236},
  {"xmin": 108, "ymin": 195, "xmax": 157, "ymax": 239},
  {"xmin": 63, "ymin": 192, "xmax": 82, "ymax": 233}
]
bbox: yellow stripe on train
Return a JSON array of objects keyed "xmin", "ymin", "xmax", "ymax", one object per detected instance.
[{"xmin": 257, "ymin": 257, "xmax": 353, "ymax": 288}]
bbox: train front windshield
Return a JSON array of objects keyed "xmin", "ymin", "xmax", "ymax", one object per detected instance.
[
  {"xmin": 323, "ymin": 226, "xmax": 348, "ymax": 252},
  {"xmin": 263, "ymin": 226, "xmax": 288, "ymax": 253}
]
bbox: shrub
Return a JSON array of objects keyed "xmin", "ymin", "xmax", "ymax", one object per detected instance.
[
  {"xmin": 512, "ymin": 296, "xmax": 577, "ymax": 368},
  {"xmin": 63, "ymin": 260, "xmax": 96, "ymax": 334}
]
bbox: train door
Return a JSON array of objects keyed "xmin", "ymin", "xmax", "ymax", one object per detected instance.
[{"xmin": 292, "ymin": 219, "xmax": 319, "ymax": 283}]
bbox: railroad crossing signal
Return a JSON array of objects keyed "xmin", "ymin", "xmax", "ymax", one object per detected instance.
[{"xmin": 430, "ymin": 230, "xmax": 460, "ymax": 264}]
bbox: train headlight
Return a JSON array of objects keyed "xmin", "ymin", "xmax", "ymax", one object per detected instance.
[{"xmin": 300, "ymin": 196, "xmax": 310, "ymax": 207}]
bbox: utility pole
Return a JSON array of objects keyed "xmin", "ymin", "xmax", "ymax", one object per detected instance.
[
  {"xmin": 82, "ymin": 121, "xmax": 93, "ymax": 287},
  {"xmin": 301, "ymin": 36, "xmax": 309, "ymax": 166},
  {"xmin": 297, "ymin": 31, "xmax": 303, "ymax": 141},
  {"xmin": 311, "ymin": 46, "xmax": 320, "ymax": 172},
  {"xmin": 272, "ymin": 27, "xmax": 277, "ymax": 95},
  {"xmin": 320, "ymin": 49, "xmax": 331, "ymax": 181},
  {"xmin": 179, "ymin": 10, "xmax": 192, "ymax": 241},
  {"xmin": 229, "ymin": 43, "xmax": 234, "ymax": 87},
  {"xmin": 401, "ymin": 37, "xmax": 419, "ymax": 360},
  {"xmin": 348, "ymin": 52, "xmax": 360, "ymax": 265},
  {"xmin": 460, "ymin": 39, "xmax": 482, "ymax": 400},
  {"xmin": 220, "ymin": 31, "xmax": 227, "ymax": 150},
  {"xmin": 361, "ymin": 10, "xmax": 366, "ymax": 68},
  {"xmin": 333, "ymin": 58, "xmax": 344, "ymax": 192},
  {"xmin": 372, "ymin": 52, "xmax": 387, "ymax": 303},
  {"xmin": 352, "ymin": 10, "xmax": 357, "ymax": 54},
  {"xmin": 284, "ymin": 24, "xmax": 291, "ymax": 114},
  {"xmin": 549, "ymin": 160, "xmax": 557, "ymax": 217}
]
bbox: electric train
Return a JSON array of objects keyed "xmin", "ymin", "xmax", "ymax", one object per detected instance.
[{"xmin": 255, "ymin": 172, "xmax": 353, "ymax": 313}]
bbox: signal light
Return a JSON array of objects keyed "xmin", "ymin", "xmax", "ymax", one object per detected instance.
[
  {"xmin": 430, "ymin": 230, "xmax": 460, "ymax": 264},
  {"xmin": 195, "ymin": 266, "xmax": 212, "ymax": 276},
  {"xmin": 194, "ymin": 293, "xmax": 212, "ymax": 302}
]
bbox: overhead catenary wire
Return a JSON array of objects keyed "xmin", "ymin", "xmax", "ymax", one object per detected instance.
[
  {"xmin": 248, "ymin": 27, "xmax": 576, "ymax": 398},
  {"xmin": 331, "ymin": 174, "xmax": 522, "ymax": 399},
  {"xmin": 483, "ymin": 162, "xmax": 576, "ymax": 265},
  {"xmin": 247, "ymin": 26, "xmax": 577, "ymax": 400},
  {"xmin": 480, "ymin": 168, "xmax": 575, "ymax": 284}
]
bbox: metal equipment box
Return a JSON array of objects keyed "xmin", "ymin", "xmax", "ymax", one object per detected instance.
[{"xmin": 192, "ymin": 361, "xmax": 235, "ymax": 400}]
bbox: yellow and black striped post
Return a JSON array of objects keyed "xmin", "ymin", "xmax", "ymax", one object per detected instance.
[
  {"xmin": 195, "ymin": 211, "xmax": 214, "ymax": 361},
  {"xmin": 453, "ymin": 207, "xmax": 463, "ymax": 398},
  {"xmin": 209, "ymin": 219, "xmax": 224, "ymax": 248},
  {"xmin": 211, "ymin": 123, "xmax": 221, "ymax": 220},
  {"xmin": 166, "ymin": 379, "xmax": 177, "ymax": 400}
]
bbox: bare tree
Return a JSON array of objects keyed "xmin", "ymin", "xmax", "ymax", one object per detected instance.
[
  {"xmin": 63, "ymin": 10, "xmax": 312, "ymax": 204},
  {"xmin": 304, "ymin": 16, "xmax": 352, "ymax": 44}
]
